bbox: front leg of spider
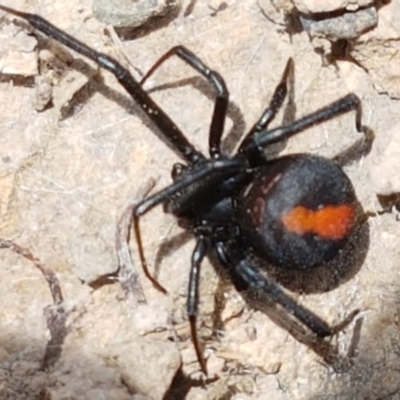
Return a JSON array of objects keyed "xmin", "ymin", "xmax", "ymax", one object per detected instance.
[
  {"xmin": 0, "ymin": 4, "xmax": 204, "ymax": 165},
  {"xmin": 140, "ymin": 45, "xmax": 230, "ymax": 158}
]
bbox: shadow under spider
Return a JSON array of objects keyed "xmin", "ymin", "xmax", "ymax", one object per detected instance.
[{"xmin": 153, "ymin": 230, "xmax": 193, "ymax": 280}]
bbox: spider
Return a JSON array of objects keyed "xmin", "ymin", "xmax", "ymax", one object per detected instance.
[{"xmin": 0, "ymin": 5, "xmax": 372, "ymax": 375}]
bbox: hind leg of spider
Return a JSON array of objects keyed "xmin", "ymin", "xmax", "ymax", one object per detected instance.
[
  {"xmin": 140, "ymin": 45, "xmax": 229, "ymax": 158},
  {"xmin": 214, "ymin": 242, "xmax": 349, "ymax": 337},
  {"xmin": 187, "ymin": 238, "xmax": 208, "ymax": 374}
]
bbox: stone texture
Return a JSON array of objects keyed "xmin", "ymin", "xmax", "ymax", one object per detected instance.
[
  {"xmin": 292, "ymin": 0, "xmax": 374, "ymax": 14},
  {"xmin": 1, "ymin": 0, "xmax": 400, "ymax": 399}
]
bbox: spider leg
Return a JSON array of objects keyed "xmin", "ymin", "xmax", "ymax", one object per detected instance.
[
  {"xmin": 241, "ymin": 93, "xmax": 373, "ymax": 161},
  {"xmin": 0, "ymin": 5, "xmax": 204, "ymax": 165},
  {"xmin": 215, "ymin": 242, "xmax": 339, "ymax": 337},
  {"xmin": 187, "ymin": 238, "xmax": 208, "ymax": 375},
  {"xmin": 132, "ymin": 158, "xmax": 243, "ymax": 293},
  {"xmin": 239, "ymin": 58, "xmax": 293, "ymax": 151},
  {"xmin": 140, "ymin": 45, "xmax": 229, "ymax": 158}
]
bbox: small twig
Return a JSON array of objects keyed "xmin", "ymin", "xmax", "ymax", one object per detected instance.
[
  {"xmin": 0, "ymin": 239, "xmax": 67, "ymax": 370},
  {"xmin": 104, "ymin": 25, "xmax": 144, "ymax": 78}
]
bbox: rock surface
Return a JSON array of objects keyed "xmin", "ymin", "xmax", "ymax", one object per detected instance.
[{"xmin": 1, "ymin": 0, "xmax": 400, "ymax": 399}]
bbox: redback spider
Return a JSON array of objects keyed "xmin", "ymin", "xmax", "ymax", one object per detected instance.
[{"xmin": 0, "ymin": 5, "xmax": 373, "ymax": 375}]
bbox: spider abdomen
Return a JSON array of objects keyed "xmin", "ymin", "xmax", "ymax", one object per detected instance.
[{"xmin": 238, "ymin": 154, "xmax": 358, "ymax": 269}]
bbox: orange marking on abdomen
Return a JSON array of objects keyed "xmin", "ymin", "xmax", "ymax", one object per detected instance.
[{"xmin": 281, "ymin": 205, "xmax": 356, "ymax": 240}]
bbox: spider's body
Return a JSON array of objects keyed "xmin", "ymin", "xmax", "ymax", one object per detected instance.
[
  {"xmin": 0, "ymin": 4, "xmax": 372, "ymax": 375},
  {"xmin": 169, "ymin": 152, "xmax": 358, "ymax": 269},
  {"xmin": 239, "ymin": 153, "xmax": 358, "ymax": 269}
]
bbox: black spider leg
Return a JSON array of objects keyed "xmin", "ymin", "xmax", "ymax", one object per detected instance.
[
  {"xmin": 0, "ymin": 5, "xmax": 204, "ymax": 165},
  {"xmin": 236, "ymin": 57, "xmax": 294, "ymax": 166},
  {"xmin": 240, "ymin": 58, "xmax": 293, "ymax": 144},
  {"xmin": 215, "ymin": 242, "xmax": 359, "ymax": 337},
  {"xmin": 217, "ymin": 243, "xmax": 362, "ymax": 368},
  {"xmin": 241, "ymin": 93, "xmax": 370, "ymax": 162},
  {"xmin": 132, "ymin": 158, "xmax": 243, "ymax": 293},
  {"xmin": 140, "ymin": 45, "xmax": 229, "ymax": 158},
  {"xmin": 187, "ymin": 238, "xmax": 208, "ymax": 374}
]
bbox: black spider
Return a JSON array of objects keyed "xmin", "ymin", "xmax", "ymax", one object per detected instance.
[{"xmin": 0, "ymin": 5, "xmax": 372, "ymax": 375}]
